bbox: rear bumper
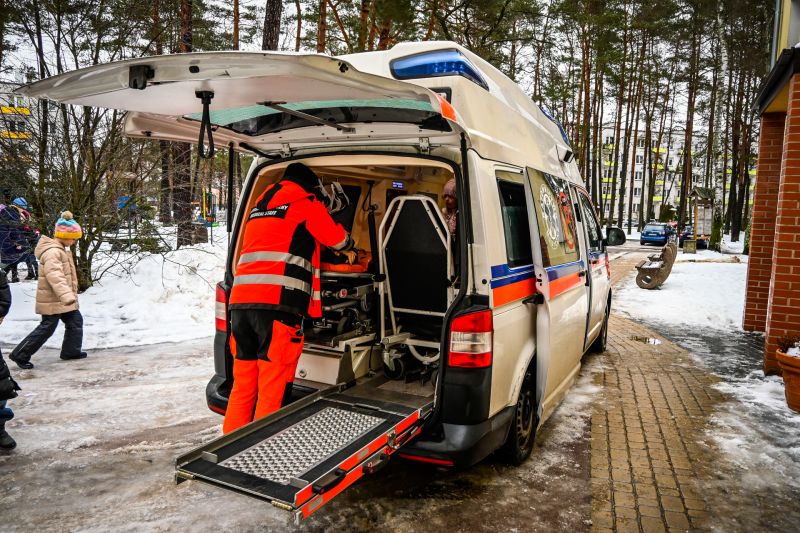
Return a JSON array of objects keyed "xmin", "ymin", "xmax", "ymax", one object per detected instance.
[
  {"xmin": 206, "ymin": 374, "xmax": 229, "ymax": 414},
  {"xmin": 402, "ymin": 405, "xmax": 514, "ymax": 467},
  {"xmin": 640, "ymin": 235, "xmax": 667, "ymax": 245}
]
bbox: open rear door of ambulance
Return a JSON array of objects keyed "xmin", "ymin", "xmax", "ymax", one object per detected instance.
[
  {"xmin": 16, "ymin": 51, "xmax": 463, "ymax": 154},
  {"xmin": 175, "ymin": 381, "xmax": 430, "ymax": 524},
  {"xmin": 17, "ymin": 51, "xmax": 459, "ymax": 522}
]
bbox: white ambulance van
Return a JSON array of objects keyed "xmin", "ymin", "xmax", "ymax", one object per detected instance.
[{"xmin": 19, "ymin": 41, "xmax": 626, "ymax": 522}]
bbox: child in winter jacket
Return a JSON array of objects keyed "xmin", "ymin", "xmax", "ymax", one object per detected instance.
[
  {"xmin": 0, "ymin": 269, "xmax": 20, "ymax": 450},
  {"xmin": 9, "ymin": 212, "xmax": 86, "ymax": 370}
]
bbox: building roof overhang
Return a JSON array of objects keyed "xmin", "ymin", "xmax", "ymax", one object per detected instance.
[{"xmin": 755, "ymin": 47, "xmax": 800, "ymax": 115}]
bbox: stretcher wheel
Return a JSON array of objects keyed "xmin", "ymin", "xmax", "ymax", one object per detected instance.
[{"xmin": 384, "ymin": 357, "xmax": 405, "ymax": 380}]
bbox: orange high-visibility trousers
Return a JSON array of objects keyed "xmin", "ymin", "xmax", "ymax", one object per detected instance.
[{"xmin": 222, "ymin": 320, "xmax": 304, "ymax": 434}]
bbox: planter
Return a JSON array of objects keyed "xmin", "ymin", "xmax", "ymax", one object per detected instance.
[{"xmin": 776, "ymin": 349, "xmax": 800, "ymax": 413}]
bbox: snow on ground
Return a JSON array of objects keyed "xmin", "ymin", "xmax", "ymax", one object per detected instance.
[
  {"xmin": 614, "ymin": 260, "xmax": 747, "ymax": 331},
  {"xmin": 721, "ymin": 233, "xmax": 745, "ymax": 254},
  {"xmin": 674, "ymin": 247, "xmax": 748, "ymax": 263},
  {"xmin": 4, "ymin": 237, "xmax": 227, "ymax": 350}
]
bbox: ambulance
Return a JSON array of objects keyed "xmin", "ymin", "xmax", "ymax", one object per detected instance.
[{"xmin": 18, "ymin": 41, "xmax": 626, "ymax": 522}]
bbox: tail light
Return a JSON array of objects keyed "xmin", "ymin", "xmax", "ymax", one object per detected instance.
[
  {"xmin": 448, "ymin": 309, "xmax": 493, "ymax": 368},
  {"xmin": 215, "ymin": 283, "xmax": 228, "ymax": 332}
]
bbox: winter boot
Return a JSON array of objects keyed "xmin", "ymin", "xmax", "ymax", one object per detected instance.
[
  {"xmin": 60, "ymin": 351, "xmax": 87, "ymax": 361},
  {"xmin": 9, "ymin": 354, "xmax": 33, "ymax": 370},
  {"xmin": 0, "ymin": 424, "xmax": 16, "ymax": 450}
]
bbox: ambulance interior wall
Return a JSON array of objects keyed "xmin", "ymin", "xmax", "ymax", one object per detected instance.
[{"xmin": 234, "ymin": 159, "xmax": 456, "ymax": 264}]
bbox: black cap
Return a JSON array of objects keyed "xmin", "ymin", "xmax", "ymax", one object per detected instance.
[{"xmin": 282, "ymin": 163, "xmax": 323, "ymax": 195}]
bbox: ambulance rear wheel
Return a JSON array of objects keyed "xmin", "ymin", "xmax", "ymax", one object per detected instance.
[{"xmin": 500, "ymin": 366, "xmax": 537, "ymax": 465}]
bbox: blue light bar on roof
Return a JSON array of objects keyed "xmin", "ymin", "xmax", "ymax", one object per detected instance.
[{"xmin": 390, "ymin": 49, "xmax": 489, "ymax": 91}]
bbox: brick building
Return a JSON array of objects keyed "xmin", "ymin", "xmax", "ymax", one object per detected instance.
[{"xmin": 747, "ymin": 0, "xmax": 800, "ymax": 373}]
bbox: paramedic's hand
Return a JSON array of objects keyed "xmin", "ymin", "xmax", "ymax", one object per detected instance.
[{"xmin": 341, "ymin": 250, "xmax": 357, "ymax": 264}]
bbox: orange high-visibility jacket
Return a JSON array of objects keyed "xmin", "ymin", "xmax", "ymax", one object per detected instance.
[{"xmin": 229, "ymin": 177, "xmax": 352, "ymax": 317}]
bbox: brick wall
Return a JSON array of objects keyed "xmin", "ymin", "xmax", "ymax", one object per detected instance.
[
  {"xmin": 744, "ymin": 112, "xmax": 784, "ymax": 334},
  {"xmin": 764, "ymin": 74, "xmax": 800, "ymax": 375}
]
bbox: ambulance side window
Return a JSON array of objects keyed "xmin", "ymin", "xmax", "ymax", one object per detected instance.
[
  {"xmin": 527, "ymin": 168, "xmax": 580, "ymax": 267},
  {"xmin": 577, "ymin": 192, "xmax": 603, "ymax": 252},
  {"xmin": 496, "ymin": 177, "xmax": 533, "ymax": 267}
]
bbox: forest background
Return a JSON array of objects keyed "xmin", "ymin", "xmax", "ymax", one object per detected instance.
[{"xmin": 0, "ymin": 0, "xmax": 774, "ymax": 288}]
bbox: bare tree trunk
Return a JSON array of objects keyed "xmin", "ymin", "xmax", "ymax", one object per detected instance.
[
  {"xmin": 174, "ymin": 0, "xmax": 195, "ymax": 248},
  {"xmin": 376, "ymin": 15, "xmax": 392, "ymax": 50},
  {"xmin": 0, "ymin": 0, "xmax": 6, "ymax": 70},
  {"xmin": 608, "ymin": 21, "xmax": 629, "ymax": 228},
  {"xmin": 295, "ymin": 0, "xmax": 302, "ymax": 51},
  {"xmin": 233, "ymin": 0, "xmax": 240, "ymax": 50},
  {"xmin": 316, "ymin": 0, "xmax": 327, "ymax": 53},
  {"xmin": 263, "ymin": 0, "xmax": 282, "ymax": 51},
  {"xmin": 32, "ymin": 2, "xmax": 49, "ymax": 223},
  {"xmin": 678, "ymin": 29, "xmax": 700, "ymax": 228},
  {"xmin": 150, "ymin": 0, "xmax": 172, "ymax": 223}
]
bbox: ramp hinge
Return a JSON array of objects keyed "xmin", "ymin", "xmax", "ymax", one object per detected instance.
[
  {"xmin": 419, "ymin": 137, "xmax": 430, "ymax": 154},
  {"xmin": 271, "ymin": 500, "xmax": 294, "ymax": 512},
  {"xmin": 175, "ymin": 471, "xmax": 195, "ymax": 483}
]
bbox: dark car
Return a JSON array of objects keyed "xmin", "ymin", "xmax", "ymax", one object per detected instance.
[
  {"xmin": 640, "ymin": 222, "xmax": 674, "ymax": 246},
  {"xmin": 679, "ymin": 225, "xmax": 708, "ymax": 248}
]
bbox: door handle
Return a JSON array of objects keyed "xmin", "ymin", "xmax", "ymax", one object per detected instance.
[
  {"xmin": 578, "ymin": 270, "xmax": 587, "ymax": 278},
  {"xmin": 523, "ymin": 293, "xmax": 545, "ymax": 305}
]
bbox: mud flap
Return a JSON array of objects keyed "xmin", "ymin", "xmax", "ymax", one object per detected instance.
[{"xmin": 176, "ymin": 385, "xmax": 426, "ymax": 524}]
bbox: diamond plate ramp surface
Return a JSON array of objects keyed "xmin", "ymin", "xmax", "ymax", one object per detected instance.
[{"xmin": 220, "ymin": 407, "xmax": 383, "ymax": 484}]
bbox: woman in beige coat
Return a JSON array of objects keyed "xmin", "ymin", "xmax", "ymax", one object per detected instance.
[{"xmin": 9, "ymin": 212, "xmax": 86, "ymax": 370}]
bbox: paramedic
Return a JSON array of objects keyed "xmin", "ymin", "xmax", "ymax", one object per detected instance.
[{"xmin": 223, "ymin": 163, "xmax": 354, "ymax": 434}]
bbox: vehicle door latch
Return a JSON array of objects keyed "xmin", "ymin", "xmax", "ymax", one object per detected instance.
[{"xmin": 419, "ymin": 137, "xmax": 430, "ymax": 154}]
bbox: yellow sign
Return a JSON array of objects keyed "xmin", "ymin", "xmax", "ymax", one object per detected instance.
[{"xmin": 0, "ymin": 106, "xmax": 31, "ymax": 115}]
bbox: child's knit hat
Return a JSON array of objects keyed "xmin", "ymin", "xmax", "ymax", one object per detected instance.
[{"xmin": 54, "ymin": 211, "xmax": 82, "ymax": 239}]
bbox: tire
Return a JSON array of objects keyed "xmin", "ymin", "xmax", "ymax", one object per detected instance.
[
  {"xmin": 589, "ymin": 305, "xmax": 610, "ymax": 353},
  {"xmin": 500, "ymin": 365, "xmax": 538, "ymax": 465}
]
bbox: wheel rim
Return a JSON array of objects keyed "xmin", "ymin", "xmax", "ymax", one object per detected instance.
[{"xmin": 516, "ymin": 385, "xmax": 534, "ymax": 446}]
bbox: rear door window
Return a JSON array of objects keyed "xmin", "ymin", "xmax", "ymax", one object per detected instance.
[
  {"xmin": 496, "ymin": 174, "xmax": 533, "ymax": 267},
  {"xmin": 527, "ymin": 168, "xmax": 580, "ymax": 267}
]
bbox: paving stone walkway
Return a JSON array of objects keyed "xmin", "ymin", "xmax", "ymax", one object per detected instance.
[{"xmin": 591, "ymin": 252, "xmax": 798, "ymax": 532}]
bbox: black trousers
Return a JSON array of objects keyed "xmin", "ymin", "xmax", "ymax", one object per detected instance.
[{"xmin": 10, "ymin": 310, "xmax": 83, "ymax": 362}]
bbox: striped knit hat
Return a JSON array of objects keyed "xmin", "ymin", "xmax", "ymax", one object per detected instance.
[{"xmin": 54, "ymin": 211, "xmax": 82, "ymax": 239}]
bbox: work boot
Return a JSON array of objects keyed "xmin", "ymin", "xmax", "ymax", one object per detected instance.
[
  {"xmin": 0, "ymin": 425, "xmax": 16, "ymax": 450},
  {"xmin": 9, "ymin": 354, "xmax": 33, "ymax": 370},
  {"xmin": 60, "ymin": 351, "xmax": 87, "ymax": 361}
]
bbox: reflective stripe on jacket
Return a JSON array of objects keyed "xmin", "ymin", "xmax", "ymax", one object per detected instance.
[{"xmin": 229, "ymin": 179, "xmax": 351, "ymax": 317}]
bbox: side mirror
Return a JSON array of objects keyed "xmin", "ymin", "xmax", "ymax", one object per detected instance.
[{"xmin": 605, "ymin": 227, "xmax": 626, "ymax": 246}]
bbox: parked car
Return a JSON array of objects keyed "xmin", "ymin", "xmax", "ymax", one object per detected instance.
[
  {"xmin": 678, "ymin": 225, "xmax": 708, "ymax": 248},
  {"xmin": 19, "ymin": 41, "xmax": 628, "ymax": 523},
  {"xmin": 640, "ymin": 222, "xmax": 674, "ymax": 246}
]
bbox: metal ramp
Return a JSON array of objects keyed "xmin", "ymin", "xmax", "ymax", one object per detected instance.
[{"xmin": 176, "ymin": 382, "xmax": 430, "ymax": 523}]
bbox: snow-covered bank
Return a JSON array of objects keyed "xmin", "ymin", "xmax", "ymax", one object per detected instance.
[
  {"xmin": 3, "ymin": 239, "xmax": 227, "ymax": 350},
  {"xmin": 614, "ymin": 260, "xmax": 747, "ymax": 331}
]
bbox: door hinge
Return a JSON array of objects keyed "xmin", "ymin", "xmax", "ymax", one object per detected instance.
[
  {"xmin": 419, "ymin": 137, "xmax": 430, "ymax": 154},
  {"xmin": 280, "ymin": 143, "xmax": 292, "ymax": 158}
]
